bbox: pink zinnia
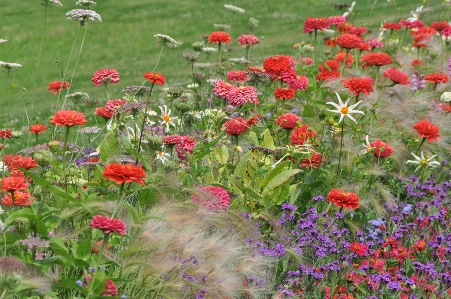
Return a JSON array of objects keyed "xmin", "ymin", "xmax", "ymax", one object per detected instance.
[
  {"xmin": 289, "ymin": 75, "xmax": 309, "ymax": 91},
  {"xmin": 227, "ymin": 86, "xmax": 258, "ymax": 107},
  {"xmin": 91, "ymin": 68, "xmax": 120, "ymax": 86},
  {"xmin": 213, "ymin": 80, "xmax": 235, "ymax": 100},
  {"xmin": 276, "ymin": 113, "xmax": 301, "ymax": 129},
  {"xmin": 90, "ymin": 215, "xmax": 127, "ymax": 235},
  {"xmin": 328, "ymin": 16, "xmax": 346, "ymax": 25},
  {"xmin": 105, "ymin": 99, "xmax": 128, "ymax": 113},
  {"xmin": 164, "ymin": 134, "xmax": 183, "ymax": 145},
  {"xmin": 237, "ymin": 34, "xmax": 259, "ymax": 46},
  {"xmin": 227, "ymin": 70, "xmax": 248, "ymax": 82},
  {"xmin": 365, "ymin": 38, "xmax": 384, "ymax": 49},
  {"xmin": 382, "ymin": 68, "xmax": 410, "ymax": 85},
  {"xmin": 176, "ymin": 135, "xmax": 197, "ymax": 160},
  {"xmin": 192, "ymin": 186, "xmax": 230, "ymax": 211}
]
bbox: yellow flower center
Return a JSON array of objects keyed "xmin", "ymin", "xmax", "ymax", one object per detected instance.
[
  {"xmin": 163, "ymin": 114, "xmax": 170, "ymax": 122},
  {"xmin": 341, "ymin": 107, "xmax": 349, "ymax": 114},
  {"xmin": 157, "ymin": 151, "xmax": 163, "ymax": 157}
]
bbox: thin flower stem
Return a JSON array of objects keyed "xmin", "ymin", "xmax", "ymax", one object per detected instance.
[
  {"xmin": 62, "ymin": 126, "xmax": 71, "ymax": 192},
  {"xmin": 152, "ymin": 45, "xmax": 165, "ymax": 72},
  {"xmin": 416, "ymin": 137, "xmax": 426, "ymax": 154},
  {"xmin": 112, "ymin": 182, "xmax": 125, "ymax": 218},
  {"xmin": 337, "ymin": 121, "xmax": 345, "ymax": 174},
  {"xmin": 135, "ymin": 82, "xmax": 156, "ymax": 165},
  {"xmin": 86, "ymin": 232, "xmax": 110, "ymax": 299}
]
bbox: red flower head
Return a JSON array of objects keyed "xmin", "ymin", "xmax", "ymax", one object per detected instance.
[
  {"xmin": 274, "ymin": 88, "xmax": 296, "ymax": 100},
  {"xmin": 327, "ymin": 189, "xmax": 360, "ymax": 209},
  {"xmin": 237, "ymin": 34, "xmax": 259, "ymax": 46},
  {"xmin": 328, "ymin": 16, "xmax": 346, "ymax": 26},
  {"xmin": 263, "ymin": 55, "xmax": 293, "ymax": 75},
  {"xmin": 425, "ymin": 73, "xmax": 449, "ymax": 84},
  {"xmin": 176, "ymin": 135, "xmax": 197, "ymax": 160},
  {"xmin": 300, "ymin": 152, "xmax": 325, "ymax": 168},
  {"xmin": 413, "ymin": 120, "xmax": 440, "ymax": 142},
  {"xmin": 382, "ymin": 68, "xmax": 410, "ymax": 85},
  {"xmin": 290, "ymin": 124, "xmax": 317, "ymax": 145},
  {"xmin": 47, "ymin": 81, "xmax": 70, "ymax": 95},
  {"xmin": 2, "ymin": 191, "xmax": 34, "ymax": 206},
  {"xmin": 102, "ymin": 279, "xmax": 118, "ymax": 296},
  {"xmin": 1, "ymin": 176, "xmax": 28, "ymax": 192},
  {"xmin": 383, "ymin": 22, "xmax": 402, "ymax": 31},
  {"xmin": 105, "ymin": 99, "xmax": 127, "ymax": 113},
  {"xmin": 276, "ymin": 113, "xmax": 301, "ymax": 129},
  {"xmin": 222, "ymin": 117, "xmax": 249, "ymax": 136},
  {"xmin": 213, "ymin": 80, "xmax": 236, "ymax": 100},
  {"xmin": 30, "ymin": 124, "xmax": 47, "ymax": 135},
  {"xmin": 349, "ymin": 242, "xmax": 368, "ymax": 256},
  {"xmin": 192, "ymin": 186, "xmax": 230, "ymax": 211},
  {"xmin": 0, "ymin": 129, "xmax": 12, "ymax": 139},
  {"xmin": 303, "ymin": 17, "xmax": 330, "ymax": 33},
  {"xmin": 208, "ymin": 31, "xmax": 231, "ymax": 44},
  {"xmin": 164, "ymin": 134, "xmax": 183, "ymax": 145},
  {"xmin": 370, "ymin": 140, "xmax": 394, "ymax": 158},
  {"xmin": 334, "ymin": 52, "xmax": 354, "ymax": 66},
  {"xmin": 90, "ymin": 215, "xmax": 127, "ymax": 235},
  {"xmin": 143, "ymin": 72, "xmax": 166, "ymax": 85},
  {"xmin": 430, "ymin": 21, "xmax": 450, "ymax": 32},
  {"xmin": 95, "ymin": 107, "xmax": 114, "ymax": 119},
  {"xmin": 316, "ymin": 70, "xmax": 341, "ymax": 81},
  {"xmin": 324, "ymin": 37, "xmax": 336, "ymax": 47},
  {"xmin": 411, "ymin": 59, "xmax": 422, "ymax": 67},
  {"xmin": 4, "ymin": 155, "xmax": 38, "ymax": 170},
  {"xmin": 51, "ymin": 110, "xmax": 87, "ymax": 127},
  {"xmin": 439, "ymin": 103, "xmax": 451, "ymax": 113},
  {"xmin": 247, "ymin": 114, "xmax": 262, "ymax": 126},
  {"xmin": 341, "ymin": 77, "xmax": 373, "ymax": 96},
  {"xmin": 349, "ymin": 26, "xmax": 368, "ymax": 35},
  {"xmin": 227, "ymin": 70, "xmax": 248, "ymax": 82},
  {"xmin": 361, "ymin": 52, "xmax": 392, "ymax": 68},
  {"xmin": 289, "ymin": 75, "xmax": 309, "ymax": 91},
  {"xmin": 228, "ymin": 86, "xmax": 258, "ymax": 107},
  {"xmin": 319, "ymin": 60, "xmax": 341, "ymax": 72},
  {"xmin": 400, "ymin": 19, "xmax": 424, "ymax": 29},
  {"xmin": 103, "ymin": 163, "xmax": 146, "ymax": 185},
  {"xmin": 91, "ymin": 68, "xmax": 120, "ymax": 86}
]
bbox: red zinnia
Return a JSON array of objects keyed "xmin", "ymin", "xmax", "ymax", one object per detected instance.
[
  {"xmin": 51, "ymin": 110, "xmax": 87, "ymax": 127},
  {"xmin": 208, "ymin": 31, "xmax": 231, "ymax": 44},
  {"xmin": 2, "ymin": 191, "xmax": 34, "ymax": 206},
  {"xmin": 95, "ymin": 107, "xmax": 114, "ymax": 119},
  {"xmin": 300, "ymin": 152, "xmax": 325, "ymax": 168},
  {"xmin": 90, "ymin": 215, "xmax": 127, "ymax": 235},
  {"xmin": 370, "ymin": 140, "xmax": 394, "ymax": 158},
  {"xmin": 328, "ymin": 16, "xmax": 346, "ymax": 26},
  {"xmin": 263, "ymin": 55, "xmax": 292, "ymax": 75},
  {"xmin": 274, "ymin": 88, "xmax": 296, "ymax": 100},
  {"xmin": 102, "ymin": 163, "xmax": 146, "ymax": 185},
  {"xmin": 276, "ymin": 113, "xmax": 301, "ymax": 129},
  {"xmin": 413, "ymin": 120, "xmax": 440, "ymax": 142},
  {"xmin": 176, "ymin": 135, "xmax": 197, "ymax": 160},
  {"xmin": 227, "ymin": 70, "xmax": 248, "ymax": 82},
  {"xmin": 303, "ymin": 17, "xmax": 330, "ymax": 33},
  {"xmin": 1, "ymin": 176, "xmax": 28, "ymax": 191},
  {"xmin": 0, "ymin": 129, "xmax": 12, "ymax": 139},
  {"xmin": 164, "ymin": 134, "xmax": 183, "ymax": 145},
  {"xmin": 316, "ymin": 70, "xmax": 341, "ymax": 81},
  {"xmin": 143, "ymin": 72, "xmax": 166, "ymax": 85},
  {"xmin": 103, "ymin": 280, "xmax": 118, "ymax": 296},
  {"xmin": 105, "ymin": 99, "xmax": 128, "ymax": 113},
  {"xmin": 383, "ymin": 22, "xmax": 402, "ymax": 31},
  {"xmin": 319, "ymin": 60, "xmax": 340, "ymax": 72},
  {"xmin": 430, "ymin": 21, "xmax": 450, "ymax": 32},
  {"xmin": 336, "ymin": 34, "xmax": 362, "ymax": 49},
  {"xmin": 349, "ymin": 26, "xmax": 368, "ymax": 35},
  {"xmin": 222, "ymin": 117, "xmax": 249, "ymax": 136},
  {"xmin": 349, "ymin": 242, "xmax": 368, "ymax": 256},
  {"xmin": 424, "ymin": 73, "xmax": 449, "ymax": 84},
  {"xmin": 334, "ymin": 52, "xmax": 354, "ymax": 66},
  {"xmin": 192, "ymin": 186, "xmax": 230, "ymax": 211},
  {"xmin": 327, "ymin": 189, "xmax": 360, "ymax": 209},
  {"xmin": 382, "ymin": 68, "xmax": 410, "ymax": 85},
  {"xmin": 439, "ymin": 103, "xmax": 451, "ymax": 113},
  {"xmin": 47, "ymin": 81, "xmax": 70, "ymax": 95},
  {"xmin": 341, "ymin": 77, "xmax": 373, "ymax": 96},
  {"xmin": 290, "ymin": 124, "xmax": 317, "ymax": 145},
  {"xmin": 361, "ymin": 53, "xmax": 392, "ymax": 67},
  {"xmin": 30, "ymin": 124, "xmax": 46, "ymax": 135},
  {"xmin": 91, "ymin": 68, "xmax": 120, "ymax": 86},
  {"xmin": 4, "ymin": 155, "xmax": 38, "ymax": 170}
]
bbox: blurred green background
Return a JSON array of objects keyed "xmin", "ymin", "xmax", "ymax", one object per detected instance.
[{"xmin": 0, "ymin": 0, "xmax": 445, "ymax": 129}]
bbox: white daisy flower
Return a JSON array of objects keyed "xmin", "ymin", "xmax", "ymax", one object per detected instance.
[
  {"xmin": 158, "ymin": 105, "xmax": 178, "ymax": 132},
  {"xmin": 361, "ymin": 135, "xmax": 375, "ymax": 154},
  {"xmin": 326, "ymin": 92, "xmax": 365, "ymax": 124},
  {"xmin": 406, "ymin": 151, "xmax": 441, "ymax": 172},
  {"xmin": 155, "ymin": 150, "xmax": 170, "ymax": 164}
]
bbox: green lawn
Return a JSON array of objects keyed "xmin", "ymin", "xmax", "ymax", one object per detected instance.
[{"xmin": 0, "ymin": 0, "xmax": 445, "ymax": 126}]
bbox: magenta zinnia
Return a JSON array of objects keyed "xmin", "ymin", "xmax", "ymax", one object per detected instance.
[{"xmin": 90, "ymin": 215, "xmax": 127, "ymax": 235}]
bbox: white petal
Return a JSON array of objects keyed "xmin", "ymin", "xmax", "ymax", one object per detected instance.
[
  {"xmin": 349, "ymin": 101, "xmax": 362, "ymax": 110},
  {"xmin": 346, "ymin": 114, "xmax": 358, "ymax": 124},
  {"xmin": 326, "ymin": 102, "xmax": 342, "ymax": 110}
]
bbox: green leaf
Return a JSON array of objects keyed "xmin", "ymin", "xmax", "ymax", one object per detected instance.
[
  {"xmin": 21, "ymin": 169, "xmax": 78, "ymax": 203},
  {"xmin": 75, "ymin": 239, "xmax": 92, "ymax": 261},
  {"xmin": 234, "ymin": 151, "xmax": 250, "ymax": 178},
  {"xmin": 56, "ymin": 278, "xmax": 87, "ymax": 295},
  {"xmin": 262, "ymin": 169, "xmax": 301, "ymax": 195},
  {"xmin": 303, "ymin": 104, "xmax": 315, "ymax": 117},
  {"xmin": 4, "ymin": 207, "xmax": 35, "ymax": 226},
  {"xmin": 0, "ymin": 232, "xmax": 23, "ymax": 245},
  {"xmin": 260, "ymin": 129, "xmax": 275, "ymax": 150},
  {"xmin": 213, "ymin": 145, "xmax": 229, "ymax": 165},
  {"xmin": 261, "ymin": 160, "xmax": 290, "ymax": 189},
  {"xmin": 99, "ymin": 133, "xmax": 121, "ymax": 163},
  {"xmin": 249, "ymin": 131, "xmax": 259, "ymax": 146},
  {"xmin": 49, "ymin": 237, "xmax": 74, "ymax": 264}
]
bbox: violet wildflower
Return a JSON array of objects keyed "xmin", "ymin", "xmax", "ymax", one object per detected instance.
[{"xmin": 411, "ymin": 71, "xmax": 426, "ymax": 92}]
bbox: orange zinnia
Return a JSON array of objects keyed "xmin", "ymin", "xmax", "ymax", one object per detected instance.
[
  {"xmin": 327, "ymin": 189, "xmax": 360, "ymax": 209},
  {"xmin": 274, "ymin": 88, "xmax": 296, "ymax": 100},
  {"xmin": 207, "ymin": 31, "xmax": 231, "ymax": 44},
  {"xmin": 103, "ymin": 163, "xmax": 146, "ymax": 185},
  {"xmin": 30, "ymin": 124, "xmax": 47, "ymax": 135},
  {"xmin": 1, "ymin": 176, "xmax": 28, "ymax": 192},
  {"xmin": 51, "ymin": 110, "xmax": 87, "ymax": 127},
  {"xmin": 341, "ymin": 77, "xmax": 373, "ymax": 96},
  {"xmin": 47, "ymin": 81, "xmax": 70, "ymax": 95},
  {"xmin": 2, "ymin": 191, "xmax": 34, "ymax": 206},
  {"xmin": 336, "ymin": 33, "xmax": 362, "ymax": 49},
  {"xmin": 143, "ymin": 72, "xmax": 166, "ymax": 85},
  {"xmin": 263, "ymin": 55, "xmax": 293, "ymax": 75}
]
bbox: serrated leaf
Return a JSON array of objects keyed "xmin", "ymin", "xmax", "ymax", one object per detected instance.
[
  {"xmin": 260, "ymin": 129, "xmax": 275, "ymax": 150},
  {"xmin": 99, "ymin": 133, "xmax": 121, "ymax": 163},
  {"xmin": 262, "ymin": 169, "xmax": 301, "ymax": 195}
]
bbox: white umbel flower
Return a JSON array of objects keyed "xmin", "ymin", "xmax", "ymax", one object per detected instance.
[
  {"xmin": 406, "ymin": 151, "xmax": 441, "ymax": 172},
  {"xmin": 326, "ymin": 92, "xmax": 364, "ymax": 124},
  {"xmin": 154, "ymin": 34, "xmax": 178, "ymax": 48}
]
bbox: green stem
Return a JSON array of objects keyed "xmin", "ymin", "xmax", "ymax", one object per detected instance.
[
  {"xmin": 112, "ymin": 182, "xmax": 125, "ymax": 218},
  {"xmin": 62, "ymin": 126, "xmax": 70, "ymax": 192},
  {"xmin": 416, "ymin": 137, "xmax": 426, "ymax": 154},
  {"xmin": 86, "ymin": 232, "xmax": 110, "ymax": 299},
  {"xmin": 337, "ymin": 121, "xmax": 345, "ymax": 174},
  {"xmin": 135, "ymin": 82, "xmax": 155, "ymax": 165},
  {"xmin": 340, "ymin": 50, "xmax": 349, "ymax": 77}
]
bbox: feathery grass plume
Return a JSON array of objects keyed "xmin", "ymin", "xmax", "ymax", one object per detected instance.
[
  {"xmin": 120, "ymin": 202, "xmax": 271, "ymax": 298},
  {"xmin": 224, "ymin": 4, "xmax": 245, "ymax": 13},
  {"xmin": 154, "ymin": 34, "xmax": 178, "ymax": 48}
]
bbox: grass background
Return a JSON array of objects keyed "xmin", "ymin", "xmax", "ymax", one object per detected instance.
[{"xmin": 0, "ymin": 0, "xmax": 446, "ymax": 128}]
